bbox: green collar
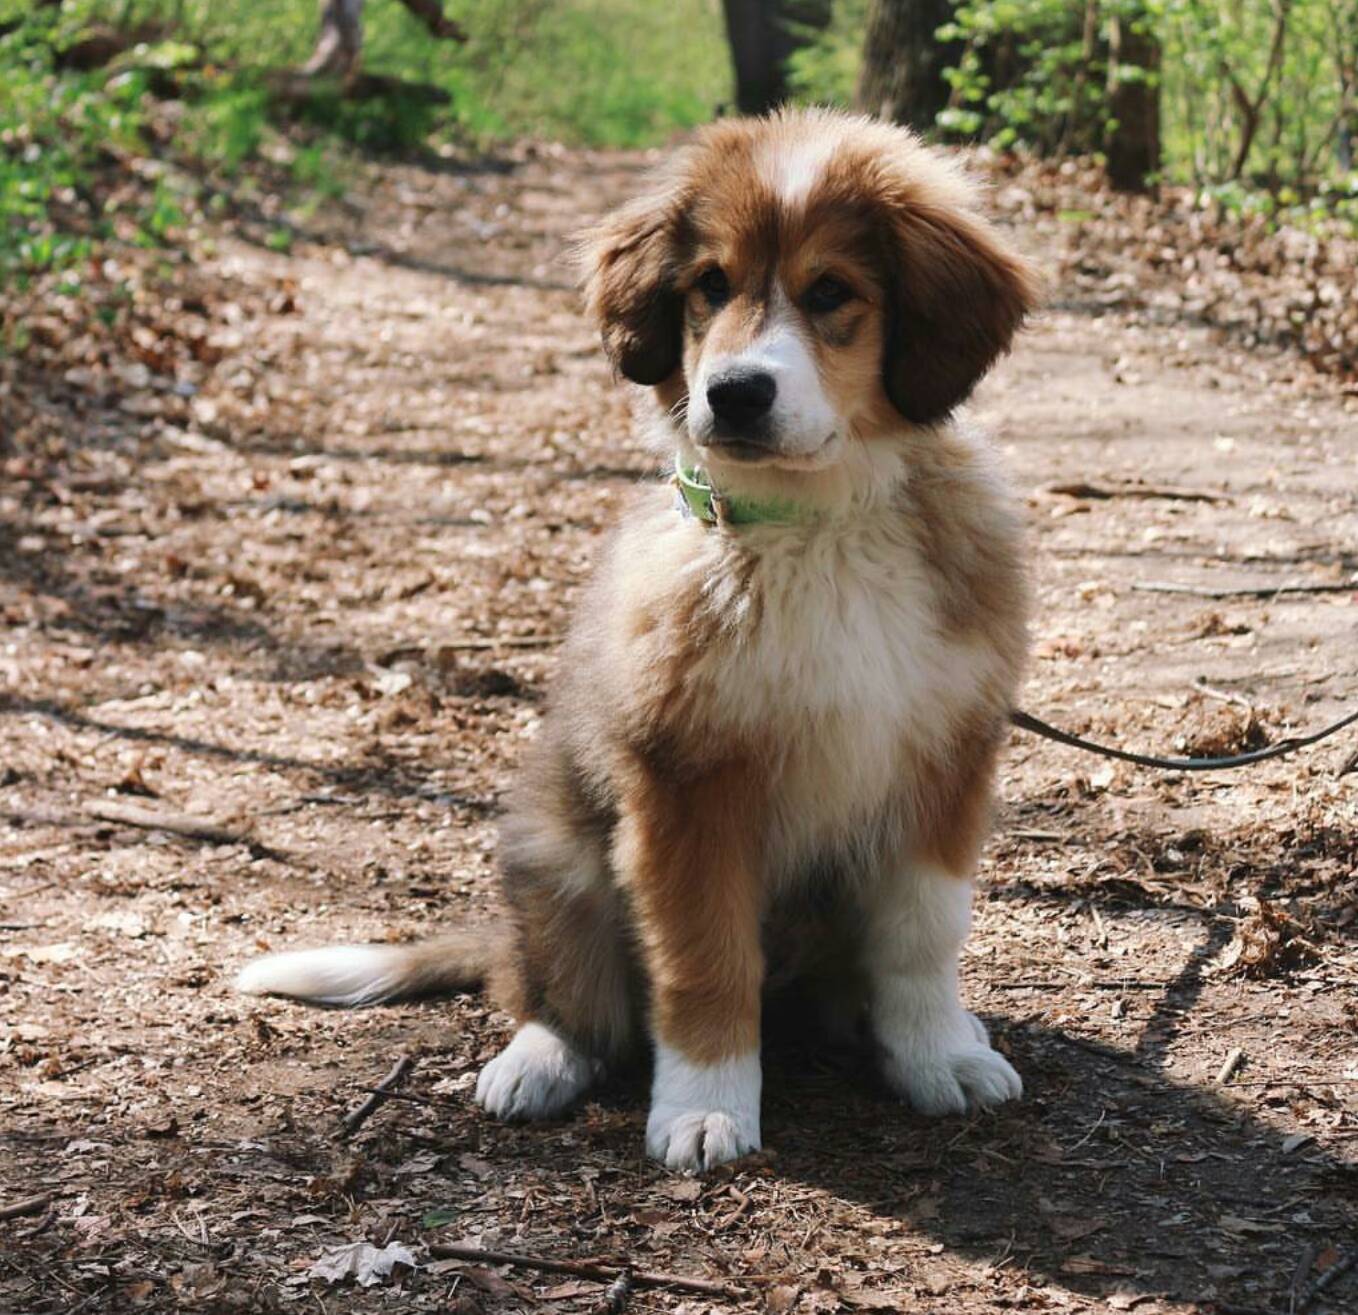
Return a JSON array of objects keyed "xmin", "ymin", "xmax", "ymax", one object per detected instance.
[{"xmin": 672, "ymin": 458, "xmax": 813, "ymax": 528}]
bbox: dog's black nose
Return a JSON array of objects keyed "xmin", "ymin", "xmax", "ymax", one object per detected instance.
[{"xmin": 707, "ymin": 372, "xmax": 776, "ymax": 428}]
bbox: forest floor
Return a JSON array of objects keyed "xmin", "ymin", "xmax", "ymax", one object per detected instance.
[{"xmin": 2, "ymin": 143, "xmax": 1358, "ymax": 1315}]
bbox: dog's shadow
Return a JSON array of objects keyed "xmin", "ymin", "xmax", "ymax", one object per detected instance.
[
  {"xmin": 752, "ymin": 1016, "xmax": 1353, "ymax": 1312},
  {"xmin": 750, "ymin": 891, "xmax": 1350, "ymax": 1311},
  {"xmin": 555, "ymin": 921, "xmax": 1356, "ymax": 1314}
]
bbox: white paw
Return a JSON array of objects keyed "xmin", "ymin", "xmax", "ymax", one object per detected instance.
[
  {"xmin": 881, "ymin": 1011, "xmax": 1022, "ymax": 1116},
  {"xmin": 475, "ymin": 1022, "xmax": 595, "ymax": 1121},
  {"xmin": 646, "ymin": 1044, "xmax": 761, "ymax": 1172},
  {"xmin": 646, "ymin": 1107, "xmax": 759, "ymax": 1171}
]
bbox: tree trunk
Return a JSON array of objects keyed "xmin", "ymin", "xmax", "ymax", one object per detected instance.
[
  {"xmin": 856, "ymin": 0, "xmax": 957, "ymax": 132},
  {"xmin": 1105, "ymin": 11, "xmax": 1161, "ymax": 193},
  {"xmin": 304, "ymin": 0, "xmax": 364, "ymax": 77},
  {"xmin": 721, "ymin": 0, "xmax": 828, "ymax": 116}
]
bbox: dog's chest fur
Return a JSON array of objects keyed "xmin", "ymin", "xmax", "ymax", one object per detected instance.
[{"xmin": 579, "ymin": 445, "xmax": 1026, "ymax": 879}]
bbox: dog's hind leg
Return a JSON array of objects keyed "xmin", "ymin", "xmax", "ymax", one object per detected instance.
[{"xmin": 476, "ymin": 777, "xmax": 639, "ymax": 1122}]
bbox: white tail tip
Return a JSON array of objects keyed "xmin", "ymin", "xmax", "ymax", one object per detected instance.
[{"xmin": 235, "ymin": 945, "xmax": 405, "ymax": 1007}]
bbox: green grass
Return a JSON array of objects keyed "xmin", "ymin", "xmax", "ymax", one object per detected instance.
[
  {"xmin": 0, "ymin": 0, "xmax": 732, "ymax": 280},
  {"xmin": 53, "ymin": 0, "xmax": 732, "ymax": 148}
]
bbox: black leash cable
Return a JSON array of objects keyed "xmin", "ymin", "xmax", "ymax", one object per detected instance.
[{"xmin": 1009, "ymin": 705, "xmax": 1358, "ymax": 772}]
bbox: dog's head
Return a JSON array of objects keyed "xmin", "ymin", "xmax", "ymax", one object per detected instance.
[{"xmin": 583, "ymin": 109, "xmax": 1039, "ymax": 473}]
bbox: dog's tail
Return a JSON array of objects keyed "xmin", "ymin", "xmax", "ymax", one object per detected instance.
[{"xmin": 235, "ymin": 931, "xmax": 495, "ymax": 1008}]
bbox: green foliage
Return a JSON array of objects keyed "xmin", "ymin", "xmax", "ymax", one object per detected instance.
[
  {"xmin": 933, "ymin": 0, "xmax": 1165, "ymax": 160},
  {"xmin": 183, "ymin": 80, "xmax": 270, "ymax": 168},
  {"xmin": 1159, "ymin": 0, "xmax": 1356, "ymax": 194},
  {"xmin": 786, "ymin": 0, "xmax": 870, "ymax": 104},
  {"xmin": 432, "ymin": 0, "xmax": 729, "ymax": 145},
  {"xmin": 0, "ymin": 7, "xmax": 148, "ymax": 279},
  {"xmin": 83, "ymin": 0, "xmax": 729, "ymax": 147},
  {"xmin": 793, "ymin": 0, "xmax": 1358, "ymax": 215},
  {"xmin": 0, "ymin": 0, "xmax": 732, "ymax": 281}
]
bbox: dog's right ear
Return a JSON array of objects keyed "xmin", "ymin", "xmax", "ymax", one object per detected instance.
[{"xmin": 582, "ymin": 185, "xmax": 686, "ymax": 387}]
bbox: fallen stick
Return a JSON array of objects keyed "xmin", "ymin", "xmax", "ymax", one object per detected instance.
[
  {"xmin": 1289, "ymin": 1241, "xmax": 1318, "ymax": 1315},
  {"xmin": 85, "ymin": 799, "xmax": 246, "ymax": 846},
  {"xmin": 1131, "ymin": 580, "xmax": 1356, "ymax": 599},
  {"xmin": 17, "ymin": 1205, "xmax": 56, "ymax": 1239},
  {"xmin": 1216, "ymin": 1047, "xmax": 1246, "ymax": 1084},
  {"xmin": 355, "ymin": 1086, "xmax": 459, "ymax": 1110},
  {"xmin": 0, "ymin": 1194, "xmax": 51, "ymax": 1222},
  {"xmin": 426, "ymin": 1243, "xmax": 749, "ymax": 1299},
  {"xmin": 439, "ymin": 635, "xmax": 561, "ymax": 652},
  {"xmin": 341, "ymin": 1056, "xmax": 414, "ymax": 1138},
  {"xmin": 1297, "ymin": 1246, "xmax": 1358, "ymax": 1313},
  {"xmin": 990, "ymin": 980, "xmax": 1173, "ymax": 991},
  {"xmin": 1193, "ymin": 679, "xmax": 1255, "ymax": 714},
  {"xmin": 1042, "ymin": 480, "xmax": 1231, "ymax": 504}
]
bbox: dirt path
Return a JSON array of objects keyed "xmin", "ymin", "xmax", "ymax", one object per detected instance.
[{"xmin": 3, "ymin": 146, "xmax": 1357, "ymax": 1315}]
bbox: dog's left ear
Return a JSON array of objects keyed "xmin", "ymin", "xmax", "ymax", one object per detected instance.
[
  {"xmin": 582, "ymin": 185, "xmax": 687, "ymax": 387},
  {"xmin": 881, "ymin": 202, "xmax": 1040, "ymax": 426}
]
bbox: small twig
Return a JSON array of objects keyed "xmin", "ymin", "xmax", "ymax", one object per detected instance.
[
  {"xmin": 1088, "ymin": 902, "xmax": 1108, "ymax": 949},
  {"xmin": 0, "ymin": 1194, "xmax": 51, "ymax": 1222},
  {"xmin": 1216, "ymin": 1047, "xmax": 1246, "ymax": 1084},
  {"xmin": 991, "ymin": 979, "xmax": 1172, "ymax": 991},
  {"xmin": 62, "ymin": 1286, "xmax": 109, "ymax": 1315},
  {"xmin": 439, "ymin": 635, "xmax": 560, "ymax": 652},
  {"xmin": 355, "ymin": 1086, "xmax": 460, "ymax": 1110},
  {"xmin": 1042, "ymin": 480, "xmax": 1231, "ymax": 504},
  {"xmin": 17, "ymin": 1207, "xmax": 56, "ymax": 1239},
  {"xmin": 85, "ymin": 799, "xmax": 248, "ymax": 846},
  {"xmin": 341, "ymin": 1056, "xmax": 415, "ymax": 1138},
  {"xmin": 1296, "ymin": 1246, "xmax": 1358, "ymax": 1313},
  {"xmin": 426, "ymin": 1243, "xmax": 749, "ymax": 1299},
  {"xmin": 1069, "ymin": 1108, "xmax": 1107, "ymax": 1152},
  {"xmin": 1131, "ymin": 580, "xmax": 1356, "ymax": 600},
  {"xmin": 591, "ymin": 1267, "xmax": 633, "ymax": 1314},
  {"xmin": 1193, "ymin": 677, "xmax": 1255, "ymax": 716},
  {"xmin": 1289, "ymin": 1241, "xmax": 1318, "ymax": 1315}
]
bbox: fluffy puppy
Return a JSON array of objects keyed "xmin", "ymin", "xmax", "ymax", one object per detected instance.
[{"xmin": 238, "ymin": 108, "xmax": 1040, "ymax": 1172}]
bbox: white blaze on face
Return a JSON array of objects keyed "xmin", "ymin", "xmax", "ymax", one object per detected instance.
[
  {"xmin": 688, "ymin": 289, "xmax": 839, "ymax": 461},
  {"xmin": 758, "ymin": 131, "xmax": 838, "ymax": 209}
]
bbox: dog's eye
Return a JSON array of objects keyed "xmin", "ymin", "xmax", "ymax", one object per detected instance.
[
  {"xmin": 804, "ymin": 275, "xmax": 853, "ymax": 314},
  {"xmin": 695, "ymin": 267, "xmax": 730, "ymax": 307}
]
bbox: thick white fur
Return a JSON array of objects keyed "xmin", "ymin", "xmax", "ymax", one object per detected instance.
[
  {"xmin": 865, "ymin": 866, "xmax": 1021, "ymax": 1114},
  {"xmin": 688, "ymin": 290, "xmax": 838, "ymax": 463},
  {"xmin": 235, "ymin": 945, "xmax": 410, "ymax": 1007},
  {"xmin": 646, "ymin": 1043, "xmax": 762, "ymax": 1172},
  {"xmin": 757, "ymin": 132, "xmax": 839, "ymax": 208},
  {"xmin": 639, "ymin": 415, "xmax": 1018, "ymax": 884},
  {"xmin": 475, "ymin": 1022, "xmax": 597, "ymax": 1120}
]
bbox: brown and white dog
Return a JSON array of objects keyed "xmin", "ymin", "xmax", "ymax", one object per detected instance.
[{"xmin": 237, "ymin": 108, "xmax": 1040, "ymax": 1172}]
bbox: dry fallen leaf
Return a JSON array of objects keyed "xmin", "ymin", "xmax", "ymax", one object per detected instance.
[
  {"xmin": 308, "ymin": 1241, "xmax": 418, "ymax": 1287},
  {"xmin": 1107, "ymin": 1290, "xmax": 1149, "ymax": 1311},
  {"xmin": 2, "ymin": 943, "xmax": 79, "ymax": 964},
  {"xmin": 1049, "ymin": 1214, "xmax": 1105, "ymax": 1242},
  {"xmin": 1060, "ymin": 1256, "xmax": 1138, "ymax": 1276}
]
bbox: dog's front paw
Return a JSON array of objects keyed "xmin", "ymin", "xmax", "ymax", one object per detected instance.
[
  {"xmin": 475, "ymin": 1022, "xmax": 595, "ymax": 1121},
  {"xmin": 880, "ymin": 1011, "xmax": 1022, "ymax": 1116},
  {"xmin": 646, "ymin": 1044, "xmax": 761, "ymax": 1172},
  {"xmin": 646, "ymin": 1105, "xmax": 759, "ymax": 1171}
]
